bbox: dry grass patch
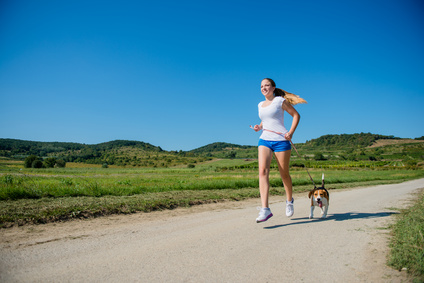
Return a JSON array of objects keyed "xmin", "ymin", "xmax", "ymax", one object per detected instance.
[{"xmin": 368, "ymin": 139, "xmax": 424, "ymax": 148}]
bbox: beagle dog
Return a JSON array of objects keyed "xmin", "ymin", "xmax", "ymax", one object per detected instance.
[{"xmin": 308, "ymin": 174, "xmax": 329, "ymax": 219}]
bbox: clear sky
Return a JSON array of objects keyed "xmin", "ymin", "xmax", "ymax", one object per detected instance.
[{"xmin": 1, "ymin": 0, "xmax": 423, "ymax": 151}]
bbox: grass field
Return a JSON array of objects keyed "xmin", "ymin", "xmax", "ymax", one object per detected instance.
[
  {"xmin": 2, "ymin": 136, "xmax": 423, "ymax": 279},
  {"xmin": 1, "ymin": 158, "xmax": 424, "ymax": 227},
  {"xmin": 1, "ymin": 158, "xmax": 424, "ymax": 280},
  {"xmin": 388, "ymin": 189, "xmax": 424, "ymax": 280}
]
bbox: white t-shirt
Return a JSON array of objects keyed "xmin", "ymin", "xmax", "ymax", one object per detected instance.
[{"xmin": 258, "ymin": 96, "xmax": 288, "ymax": 141}]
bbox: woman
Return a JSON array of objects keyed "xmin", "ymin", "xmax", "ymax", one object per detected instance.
[{"xmin": 252, "ymin": 78, "xmax": 304, "ymax": 223}]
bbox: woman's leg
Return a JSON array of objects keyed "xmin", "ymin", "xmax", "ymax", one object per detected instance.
[
  {"xmin": 258, "ymin": 145, "xmax": 273, "ymax": 208},
  {"xmin": 274, "ymin": 149, "xmax": 292, "ymax": 202}
]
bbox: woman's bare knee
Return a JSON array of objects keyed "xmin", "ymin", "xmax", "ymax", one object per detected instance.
[{"xmin": 259, "ymin": 168, "xmax": 269, "ymax": 178}]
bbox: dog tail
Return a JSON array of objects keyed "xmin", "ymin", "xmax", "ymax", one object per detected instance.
[{"xmin": 322, "ymin": 173, "xmax": 325, "ymax": 187}]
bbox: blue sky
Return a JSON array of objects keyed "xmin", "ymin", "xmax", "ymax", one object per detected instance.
[{"xmin": 1, "ymin": 0, "xmax": 423, "ymax": 151}]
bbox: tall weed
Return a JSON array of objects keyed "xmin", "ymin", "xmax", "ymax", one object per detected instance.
[{"xmin": 388, "ymin": 190, "xmax": 424, "ymax": 279}]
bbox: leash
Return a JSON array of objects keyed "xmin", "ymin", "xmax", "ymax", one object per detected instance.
[
  {"xmin": 250, "ymin": 126, "xmax": 317, "ymax": 188},
  {"xmin": 289, "ymin": 139, "xmax": 317, "ymax": 188}
]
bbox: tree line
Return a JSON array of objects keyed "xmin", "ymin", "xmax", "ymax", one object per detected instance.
[
  {"xmin": 1, "ymin": 133, "xmax": 422, "ymax": 168},
  {"xmin": 24, "ymin": 155, "xmax": 66, "ymax": 168},
  {"xmin": 0, "ymin": 139, "xmax": 162, "ymax": 158},
  {"xmin": 303, "ymin": 133, "xmax": 399, "ymax": 149}
]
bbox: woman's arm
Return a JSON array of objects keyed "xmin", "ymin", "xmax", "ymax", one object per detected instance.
[
  {"xmin": 282, "ymin": 100, "xmax": 300, "ymax": 141},
  {"xmin": 253, "ymin": 122, "xmax": 263, "ymax": 132}
]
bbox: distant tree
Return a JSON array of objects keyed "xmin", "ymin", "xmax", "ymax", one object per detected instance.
[
  {"xmin": 226, "ymin": 151, "xmax": 237, "ymax": 159},
  {"xmin": 375, "ymin": 148, "xmax": 383, "ymax": 155},
  {"xmin": 314, "ymin": 153, "xmax": 326, "ymax": 161},
  {"xmin": 24, "ymin": 155, "xmax": 39, "ymax": 168},
  {"xmin": 32, "ymin": 159, "xmax": 43, "ymax": 168},
  {"xmin": 405, "ymin": 160, "xmax": 418, "ymax": 167},
  {"xmin": 55, "ymin": 159, "xmax": 66, "ymax": 168},
  {"xmin": 347, "ymin": 154, "xmax": 357, "ymax": 161},
  {"xmin": 44, "ymin": 157, "xmax": 57, "ymax": 168}
]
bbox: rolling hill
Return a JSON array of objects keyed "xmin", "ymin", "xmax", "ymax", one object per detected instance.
[{"xmin": 0, "ymin": 133, "xmax": 423, "ymax": 167}]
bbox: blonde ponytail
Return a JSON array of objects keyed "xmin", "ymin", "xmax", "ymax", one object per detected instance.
[
  {"xmin": 279, "ymin": 89, "xmax": 307, "ymax": 105},
  {"xmin": 262, "ymin": 78, "xmax": 307, "ymax": 105}
]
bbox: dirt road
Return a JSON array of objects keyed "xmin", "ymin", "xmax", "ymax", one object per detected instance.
[{"xmin": 1, "ymin": 179, "xmax": 423, "ymax": 282}]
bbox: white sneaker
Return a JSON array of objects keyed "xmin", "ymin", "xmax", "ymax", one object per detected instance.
[
  {"xmin": 286, "ymin": 198, "xmax": 294, "ymax": 217},
  {"xmin": 256, "ymin": 208, "xmax": 273, "ymax": 223}
]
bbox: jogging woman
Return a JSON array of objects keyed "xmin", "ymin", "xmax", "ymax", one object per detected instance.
[{"xmin": 252, "ymin": 78, "xmax": 303, "ymax": 223}]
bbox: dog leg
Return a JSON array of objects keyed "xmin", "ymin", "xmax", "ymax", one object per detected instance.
[
  {"xmin": 309, "ymin": 206, "xmax": 314, "ymax": 219},
  {"xmin": 322, "ymin": 205, "xmax": 328, "ymax": 219}
]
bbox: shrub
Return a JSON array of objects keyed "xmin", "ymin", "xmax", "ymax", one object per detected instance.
[
  {"xmin": 2, "ymin": 174, "xmax": 14, "ymax": 185},
  {"xmin": 55, "ymin": 159, "xmax": 66, "ymax": 168},
  {"xmin": 32, "ymin": 160, "xmax": 44, "ymax": 168},
  {"xmin": 44, "ymin": 157, "xmax": 57, "ymax": 168},
  {"xmin": 24, "ymin": 155, "xmax": 39, "ymax": 168},
  {"xmin": 226, "ymin": 151, "xmax": 237, "ymax": 159},
  {"xmin": 314, "ymin": 153, "xmax": 326, "ymax": 161}
]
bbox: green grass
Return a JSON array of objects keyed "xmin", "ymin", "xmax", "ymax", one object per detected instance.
[
  {"xmin": 1, "ymin": 167, "xmax": 423, "ymax": 200},
  {"xmin": 0, "ymin": 188, "xmax": 261, "ymax": 226},
  {"xmin": 1, "ymin": 161, "xmax": 424, "ymax": 280},
  {"xmin": 1, "ymin": 163, "xmax": 424, "ymax": 227},
  {"xmin": 388, "ymin": 189, "xmax": 424, "ymax": 280}
]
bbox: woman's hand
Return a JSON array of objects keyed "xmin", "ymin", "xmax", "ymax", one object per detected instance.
[
  {"xmin": 250, "ymin": 124, "xmax": 262, "ymax": 132},
  {"xmin": 284, "ymin": 132, "xmax": 293, "ymax": 141}
]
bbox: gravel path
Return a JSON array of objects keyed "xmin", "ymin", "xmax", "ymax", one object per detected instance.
[{"xmin": 1, "ymin": 179, "xmax": 423, "ymax": 282}]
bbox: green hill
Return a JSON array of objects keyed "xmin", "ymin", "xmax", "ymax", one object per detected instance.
[
  {"xmin": 302, "ymin": 133, "xmax": 399, "ymax": 149},
  {"xmin": 0, "ymin": 139, "xmax": 161, "ymax": 157},
  {"xmin": 188, "ymin": 142, "xmax": 256, "ymax": 158},
  {"xmin": 0, "ymin": 139, "xmax": 84, "ymax": 157},
  {"xmin": 0, "ymin": 139, "xmax": 187, "ymax": 168},
  {"xmin": 0, "ymin": 133, "xmax": 423, "ymax": 168}
]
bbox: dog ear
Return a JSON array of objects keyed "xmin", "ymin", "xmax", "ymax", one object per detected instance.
[
  {"xmin": 308, "ymin": 189, "xmax": 314, "ymax": 199},
  {"xmin": 323, "ymin": 188, "xmax": 329, "ymax": 199}
]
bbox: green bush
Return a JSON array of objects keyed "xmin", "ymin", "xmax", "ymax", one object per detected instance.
[
  {"xmin": 314, "ymin": 153, "xmax": 326, "ymax": 161},
  {"xmin": 2, "ymin": 174, "xmax": 14, "ymax": 185},
  {"xmin": 24, "ymin": 155, "xmax": 39, "ymax": 168},
  {"xmin": 32, "ymin": 159, "xmax": 43, "ymax": 168},
  {"xmin": 55, "ymin": 159, "xmax": 66, "ymax": 168},
  {"xmin": 44, "ymin": 157, "xmax": 57, "ymax": 168}
]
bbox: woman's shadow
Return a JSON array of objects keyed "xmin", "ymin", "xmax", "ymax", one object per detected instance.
[{"xmin": 263, "ymin": 211, "xmax": 399, "ymax": 229}]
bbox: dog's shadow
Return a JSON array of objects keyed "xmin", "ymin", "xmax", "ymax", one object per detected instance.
[{"xmin": 263, "ymin": 211, "xmax": 399, "ymax": 229}]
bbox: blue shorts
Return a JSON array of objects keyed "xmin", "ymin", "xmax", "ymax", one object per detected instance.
[{"xmin": 258, "ymin": 139, "xmax": 291, "ymax": 152}]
